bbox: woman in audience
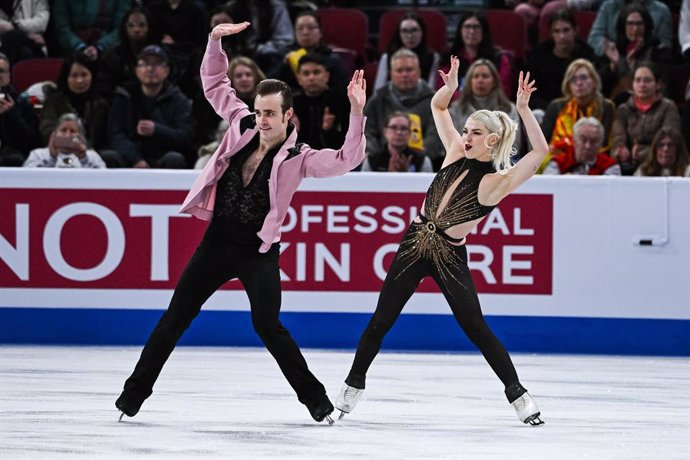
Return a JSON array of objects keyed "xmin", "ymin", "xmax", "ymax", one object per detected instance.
[
  {"xmin": 24, "ymin": 112, "xmax": 106, "ymax": 168},
  {"xmin": 97, "ymin": 5, "xmax": 162, "ymax": 98},
  {"xmin": 375, "ymin": 11, "xmax": 440, "ymax": 90},
  {"xmin": 597, "ymin": 1, "xmax": 672, "ymax": 104},
  {"xmin": 40, "ymin": 54, "xmax": 109, "ymax": 153},
  {"xmin": 634, "ymin": 127, "xmax": 690, "ymax": 177},
  {"xmin": 612, "ymin": 61, "xmax": 681, "ymax": 175},
  {"xmin": 438, "ymin": 11, "xmax": 513, "ymax": 97},
  {"xmin": 449, "ymin": 59, "xmax": 521, "ymax": 153},
  {"xmin": 541, "ymin": 58, "xmax": 615, "ymax": 164}
]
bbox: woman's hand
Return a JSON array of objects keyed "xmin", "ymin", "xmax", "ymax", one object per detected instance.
[
  {"xmin": 437, "ymin": 55, "xmax": 459, "ymax": 93},
  {"xmin": 347, "ymin": 69, "xmax": 366, "ymax": 115},
  {"xmin": 210, "ymin": 22, "xmax": 250, "ymax": 41},
  {"xmin": 516, "ymin": 70, "xmax": 536, "ymax": 112}
]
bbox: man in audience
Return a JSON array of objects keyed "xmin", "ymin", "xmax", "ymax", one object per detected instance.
[
  {"xmin": 108, "ymin": 45, "xmax": 194, "ymax": 168},
  {"xmin": 364, "ymin": 49, "xmax": 442, "ymax": 170},
  {"xmin": 543, "ymin": 116, "xmax": 621, "ymax": 175},
  {"xmin": 292, "ymin": 53, "xmax": 349, "ymax": 150}
]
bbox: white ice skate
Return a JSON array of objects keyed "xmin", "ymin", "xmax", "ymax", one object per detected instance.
[
  {"xmin": 511, "ymin": 392, "xmax": 544, "ymax": 426},
  {"xmin": 334, "ymin": 383, "xmax": 364, "ymax": 419}
]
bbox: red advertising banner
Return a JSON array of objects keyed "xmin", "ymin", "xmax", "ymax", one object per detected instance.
[{"xmin": 0, "ymin": 188, "xmax": 552, "ymax": 294}]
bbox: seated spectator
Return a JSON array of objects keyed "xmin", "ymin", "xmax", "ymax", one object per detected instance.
[
  {"xmin": 438, "ymin": 11, "xmax": 513, "ymax": 98},
  {"xmin": 40, "ymin": 54, "xmax": 109, "ymax": 153},
  {"xmin": 611, "ymin": 61, "xmax": 681, "ymax": 175},
  {"xmin": 53, "ymin": 0, "xmax": 131, "ymax": 60},
  {"xmin": 0, "ymin": 52, "xmax": 40, "ymax": 166},
  {"xmin": 97, "ymin": 5, "xmax": 163, "ymax": 98},
  {"xmin": 509, "ymin": 0, "xmax": 604, "ymax": 46},
  {"xmin": 269, "ymin": 10, "xmax": 348, "ymax": 93},
  {"xmin": 225, "ymin": 0, "xmax": 294, "ymax": 72},
  {"xmin": 364, "ymin": 49, "xmax": 442, "ymax": 170},
  {"xmin": 449, "ymin": 59, "xmax": 521, "ymax": 154},
  {"xmin": 587, "ymin": 0, "xmax": 672, "ymax": 56},
  {"xmin": 146, "ymin": 0, "xmax": 207, "ymax": 81},
  {"xmin": 108, "ymin": 45, "xmax": 194, "ymax": 168},
  {"xmin": 526, "ymin": 8, "xmax": 595, "ymax": 112},
  {"xmin": 360, "ymin": 111, "xmax": 432, "ymax": 172},
  {"xmin": 634, "ymin": 127, "xmax": 690, "ymax": 177},
  {"xmin": 375, "ymin": 12, "xmax": 440, "ymax": 91},
  {"xmin": 597, "ymin": 1, "xmax": 672, "ymax": 104},
  {"xmin": 541, "ymin": 58, "xmax": 615, "ymax": 165},
  {"xmin": 0, "ymin": 0, "xmax": 49, "ymax": 64},
  {"xmin": 24, "ymin": 113, "xmax": 106, "ymax": 168},
  {"xmin": 543, "ymin": 116, "xmax": 620, "ymax": 175},
  {"xmin": 292, "ymin": 53, "xmax": 349, "ymax": 150}
]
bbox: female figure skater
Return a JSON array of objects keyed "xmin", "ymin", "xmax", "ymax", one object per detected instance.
[{"xmin": 335, "ymin": 56, "xmax": 548, "ymax": 426}]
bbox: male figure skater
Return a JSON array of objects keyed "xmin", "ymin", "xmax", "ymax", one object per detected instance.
[{"xmin": 115, "ymin": 21, "xmax": 367, "ymax": 424}]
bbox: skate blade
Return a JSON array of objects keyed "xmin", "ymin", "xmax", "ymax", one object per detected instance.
[
  {"xmin": 526, "ymin": 414, "xmax": 545, "ymax": 426},
  {"xmin": 338, "ymin": 410, "xmax": 346, "ymax": 420},
  {"xmin": 118, "ymin": 411, "xmax": 125, "ymax": 422},
  {"xmin": 324, "ymin": 415, "xmax": 335, "ymax": 425}
]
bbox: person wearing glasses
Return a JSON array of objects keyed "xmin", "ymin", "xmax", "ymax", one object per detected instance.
[
  {"xmin": 107, "ymin": 44, "xmax": 194, "ymax": 168},
  {"xmin": 336, "ymin": 57, "xmax": 548, "ymax": 426}
]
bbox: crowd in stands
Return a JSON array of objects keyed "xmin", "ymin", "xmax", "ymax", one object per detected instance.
[{"xmin": 0, "ymin": 0, "xmax": 687, "ymax": 177}]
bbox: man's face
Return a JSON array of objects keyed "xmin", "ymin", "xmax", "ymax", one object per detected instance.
[
  {"xmin": 135, "ymin": 57, "xmax": 169, "ymax": 86},
  {"xmin": 551, "ymin": 20, "xmax": 575, "ymax": 55},
  {"xmin": 573, "ymin": 124, "xmax": 603, "ymax": 164},
  {"xmin": 297, "ymin": 62, "xmax": 329, "ymax": 97},
  {"xmin": 254, "ymin": 93, "xmax": 293, "ymax": 143},
  {"xmin": 0, "ymin": 59, "xmax": 10, "ymax": 87},
  {"xmin": 383, "ymin": 115, "xmax": 412, "ymax": 149},
  {"xmin": 390, "ymin": 56, "xmax": 420, "ymax": 91},
  {"xmin": 295, "ymin": 15, "xmax": 321, "ymax": 49},
  {"xmin": 125, "ymin": 12, "xmax": 148, "ymax": 43}
]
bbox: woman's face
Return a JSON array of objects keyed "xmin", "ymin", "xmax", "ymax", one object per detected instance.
[
  {"xmin": 125, "ymin": 12, "xmax": 148, "ymax": 43},
  {"xmin": 462, "ymin": 118, "xmax": 493, "ymax": 161},
  {"xmin": 231, "ymin": 64, "xmax": 256, "ymax": 95},
  {"xmin": 568, "ymin": 66, "xmax": 595, "ymax": 101},
  {"xmin": 624, "ymin": 11, "xmax": 645, "ymax": 44},
  {"xmin": 399, "ymin": 18, "xmax": 423, "ymax": 49},
  {"xmin": 295, "ymin": 15, "xmax": 322, "ymax": 49},
  {"xmin": 655, "ymin": 136, "xmax": 677, "ymax": 168},
  {"xmin": 470, "ymin": 64, "xmax": 495, "ymax": 97},
  {"xmin": 56, "ymin": 120, "xmax": 80, "ymax": 138},
  {"xmin": 461, "ymin": 17, "xmax": 483, "ymax": 48},
  {"xmin": 67, "ymin": 63, "xmax": 92, "ymax": 94},
  {"xmin": 632, "ymin": 66, "xmax": 658, "ymax": 100}
]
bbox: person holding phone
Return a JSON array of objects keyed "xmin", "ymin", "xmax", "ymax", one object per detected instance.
[{"xmin": 23, "ymin": 113, "xmax": 106, "ymax": 168}]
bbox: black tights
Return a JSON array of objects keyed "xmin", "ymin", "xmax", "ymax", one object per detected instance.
[
  {"xmin": 348, "ymin": 227, "xmax": 524, "ymax": 401},
  {"xmin": 121, "ymin": 235, "xmax": 326, "ymax": 405}
]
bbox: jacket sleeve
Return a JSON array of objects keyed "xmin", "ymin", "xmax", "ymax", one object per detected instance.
[
  {"xmin": 96, "ymin": 0, "xmax": 129, "ymax": 51},
  {"xmin": 108, "ymin": 94, "xmax": 140, "ymax": 165},
  {"xmin": 201, "ymin": 37, "xmax": 251, "ymax": 125},
  {"xmin": 301, "ymin": 114, "xmax": 367, "ymax": 178},
  {"xmin": 15, "ymin": 0, "xmax": 50, "ymax": 33},
  {"xmin": 152, "ymin": 93, "xmax": 195, "ymax": 151}
]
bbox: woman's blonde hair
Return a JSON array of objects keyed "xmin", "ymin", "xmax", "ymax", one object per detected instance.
[{"xmin": 467, "ymin": 109, "xmax": 516, "ymax": 173}]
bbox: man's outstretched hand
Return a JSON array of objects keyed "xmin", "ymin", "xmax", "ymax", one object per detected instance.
[
  {"xmin": 210, "ymin": 22, "xmax": 250, "ymax": 41},
  {"xmin": 347, "ymin": 69, "xmax": 366, "ymax": 116}
]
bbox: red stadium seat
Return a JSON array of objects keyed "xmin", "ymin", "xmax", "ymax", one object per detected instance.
[
  {"xmin": 11, "ymin": 58, "xmax": 64, "ymax": 93},
  {"xmin": 318, "ymin": 8, "xmax": 369, "ymax": 65},
  {"xmin": 378, "ymin": 9, "xmax": 448, "ymax": 55},
  {"xmin": 485, "ymin": 9, "xmax": 528, "ymax": 62}
]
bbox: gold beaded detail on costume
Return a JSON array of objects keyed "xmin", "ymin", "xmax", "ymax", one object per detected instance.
[{"xmin": 394, "ymin": 158, "xmax": 495, "ymax": 290}]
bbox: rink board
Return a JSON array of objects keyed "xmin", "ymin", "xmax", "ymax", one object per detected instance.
[{"xmin": 1, "ymin": 170, "xmax": 689, "ymax": 355}]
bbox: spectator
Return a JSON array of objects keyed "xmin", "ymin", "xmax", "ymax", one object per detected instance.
[
  {"xmin": 0, "ymin": 52, "xmax": 40, "ymax": 165},
  {"xmin": 292, "ymin": 53, "xmax": 349, "ymax": 150},
  {"xmin": 681, "ymin": 0, "xmax": 690, "ymax": 64},
  {"xmin": 438, "ymin": 11, "xmax": 513, "ymax": 98},
  {"xmin": 449, "ymin": 59, "xmax": 521, "ymax": 155},
  {"xmin": 364, "ymin": 49, "xmax": 442, "ymax": 170},
  {"xmin": 40, "ymin": 54, "xmax": 109, "ymax": 153},
  {"xmin": 541, "ymin": 58, "xmax": 615, "ymax": 164},
  {"xmin": 611, "ymin": 61, "xmax": 681, "ymax": 175},
  {"xmin": 23, "ymin": 113, "xmax": 106, "ymax": 168},
  {"xmin": 108, "ymin": 44, "xmax": 194, "ymax": 168},
  {"xmin": 0, "ymin": 0, "xmax": 49, "ymax": 64},
  {"xmin": 269, "ymin": 10, "xmax": 348, "ymax": 93},
  {"xmin": 526, "ymin": 8, "xmax": 595, "ymax": 112},
  {"xmin": 634, "ymin": 127, "xmax": 690, "ymax": 177},
  {"xmin": 53, "ymin": 0, "xmax": 131, "ymax": 60},
  {"xmin": 597, "ymin": 1, "xmax": 672, "ymax": 103},
  {"xmin": 543, "ymin": 116, "xmax": 620, "ymax": 175},
  {"xmin": 360, "ymin": 111, "xmax": 432, "ymax": 172},
  {"xmin": 97, "ymin": 5, "xmax": 163, "ymax": 98},
  {"xmin": 225, "ymin": 0, "xmax": 294, "ymax": 72},
  {"xmin": 587, "ymin": 0, "xmax": 672, "ymax": 56},
  {"xmin": 374, "ymin": 11, "xmax": 440, "ymax": 91}
]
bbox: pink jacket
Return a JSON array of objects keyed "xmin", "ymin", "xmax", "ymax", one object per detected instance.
[{"xmin": 180, "ymin": 38, "xmax": 366, "ymax": 253}]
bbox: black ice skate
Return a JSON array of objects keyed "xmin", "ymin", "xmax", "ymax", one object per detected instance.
[
  {"xmin": 511, "ymin": 392, "xmax": 544, "ymax": 426},
  {"xmin": 115, "ymin": 392, "xmax": 145, "ymax": 422},
  {"xmin": 305, "ymin": 393, "xmax": 335, "ymax": 425}
]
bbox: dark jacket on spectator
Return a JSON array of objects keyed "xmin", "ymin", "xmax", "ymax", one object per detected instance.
[
  {"xmin": 0, "ymin": 83, "xmax": 40, "ymax": 161},
  {"xmin": 293, "ymin": 87, "xmax": 350, "ymax": 150}
]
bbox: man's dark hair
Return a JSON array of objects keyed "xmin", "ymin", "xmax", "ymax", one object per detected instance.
[
  {"xmin": 297, "ymin": 53, "xmax": 328, "ymax": 71},
  {"xmin": 256, "ymin": 79, "xmax": 293, "ymax": 113},
  {"xmin": 548, "ymin": 7, "xmax": 576, "ymax": 29}
]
